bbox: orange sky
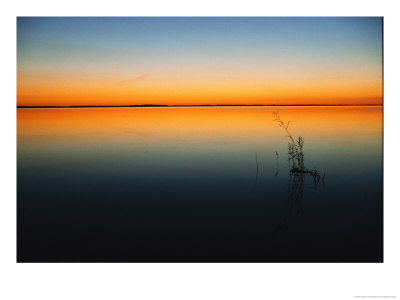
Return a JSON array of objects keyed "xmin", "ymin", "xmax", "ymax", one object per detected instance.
[
  {"xmin": 17, "ymin": 71, "xmax": 382, "ymax": 106},
  {"xmin": 17, "ymin": 17, "xmax": 383, "ymax": 106}
]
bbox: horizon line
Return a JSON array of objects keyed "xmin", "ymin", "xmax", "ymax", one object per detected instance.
[{"xmin": 17, "ymin": 104, "xmax": 383, "ymax": 109}]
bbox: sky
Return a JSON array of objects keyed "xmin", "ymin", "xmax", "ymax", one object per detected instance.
[{"xmin": 17, "ymin": 17, "xmax": 383, "ymax": 106}]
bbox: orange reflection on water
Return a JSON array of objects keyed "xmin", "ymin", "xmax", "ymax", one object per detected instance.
[{"xmin": 17, "ymin": 106, "xmax": 382, "ymax": 144}]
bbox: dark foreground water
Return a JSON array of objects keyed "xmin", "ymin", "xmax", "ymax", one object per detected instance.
[{"xmin": 17, "ymin": 106, "xmax": 383, "ymax": 262}]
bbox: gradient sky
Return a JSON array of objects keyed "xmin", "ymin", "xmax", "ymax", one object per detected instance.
[{"xmin": 17, "ymin": 17, "xmax": 383, "ymax": 106}]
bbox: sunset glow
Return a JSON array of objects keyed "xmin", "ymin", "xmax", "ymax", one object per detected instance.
[{"xmin": 17, "ymin": 17, "xmax": 382, "ymax": 106}]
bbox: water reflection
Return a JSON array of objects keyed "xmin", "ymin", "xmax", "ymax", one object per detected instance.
[
  {"xmin": 271, "ymin": 109, "xmax": 327, "ymax": 234},
  {"xmin": 17, "ymin": 106, "xmax": 382, "ymax": 262},
  {"xmin": 288, "ymin": 173, "xmax": 305, "ymax": 215},
  {"xmin": 273, "ymin": 161, "xmax": 324, "ymax": 234}
]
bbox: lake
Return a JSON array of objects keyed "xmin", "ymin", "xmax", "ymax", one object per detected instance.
[{"xmin": 17, "ymin": 106, "xmax": 383, "ymax": 262}]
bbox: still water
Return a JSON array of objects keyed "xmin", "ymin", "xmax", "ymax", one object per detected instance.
[{"xmin": 17, "ymin": 106, "xmax": 383, "ymax": 262}]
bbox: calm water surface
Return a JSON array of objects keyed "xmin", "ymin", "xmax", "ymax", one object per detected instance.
[{"xmin": 17, "ymin": 106, "xmax": 383, "ymax": 262}]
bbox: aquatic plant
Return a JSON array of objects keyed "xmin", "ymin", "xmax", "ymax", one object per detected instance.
[
  {"xmin": 273, "ymin": 111, "xmax": 322, "ymax": 185},
  {"xmin": 254, "ymin": 151, "xmax": 259, "ymax": 185}
]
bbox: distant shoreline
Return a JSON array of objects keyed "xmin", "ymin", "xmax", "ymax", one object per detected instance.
[{"xmin": 17, "ymin": 104, "xmax": 383, "ymax": 109}]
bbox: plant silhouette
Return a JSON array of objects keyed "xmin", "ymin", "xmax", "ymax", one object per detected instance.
[
  {"xmin": 271, "ymin": 111, "xmax": 326, "ymax": 234},
  {"xmin": 273, "ymin": 111, "xmax": 323, "ymax": 185}
]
